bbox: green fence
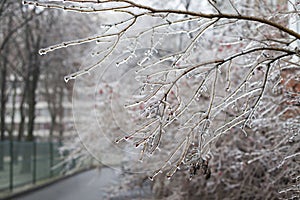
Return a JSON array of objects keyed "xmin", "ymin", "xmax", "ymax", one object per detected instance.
[{"xmin": 0, "ymin": 141, "xmax": 64, "ymax": 192}]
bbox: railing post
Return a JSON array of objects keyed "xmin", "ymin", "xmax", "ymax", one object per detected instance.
[
  {"xmin": 50, "ymin": 141, "xmax": 53, "ymax": 177},
  {"xmin": 9, "ymin": 140, "xmax": 13, "ymax": 191},
  {"xmin": 32, "ymin": 141, "xmax": 36, "ymax": 184}
]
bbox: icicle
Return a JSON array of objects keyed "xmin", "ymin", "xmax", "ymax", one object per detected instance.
[
  {"xmin": 64, "ymin": 76, "xmax": 70, "ymax": 83},
  {"xmin": 115, "ymin": 137, "xmax": 124, "ymax": 144},
  {"xmin": 39, "ymin": 49, "xmax": 47, "ymax": 55},
  {"xmin": 124, "ymin": 136, "xmax": 131, "ymax": 140},
  {"xmin": 135, "ymin": 143, "xmax": 140, "ymax": 148}
]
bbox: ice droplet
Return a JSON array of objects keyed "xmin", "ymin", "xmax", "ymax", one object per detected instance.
[
  {"xmin": 64, "ymin": 76, "xmax": 70, "ymax": 83},
  {"xmin": 124, "ymin": 136, "xmax": 130, "ymax": 140},
  {"xmin": 39, "ymin": 49, "xmax": 47, "ymax": 55},
  {"xmin": 217, "ymin": 68, "xmax": 222, "ymax": 74},
  {"xmin": 115, "ymin": 138, "xmax": 121, "ymax": 144}
]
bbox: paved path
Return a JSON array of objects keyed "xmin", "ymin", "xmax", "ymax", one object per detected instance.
[{"xmin": 17, "ymin": 168, "xmax": 119, "ymax": 200}]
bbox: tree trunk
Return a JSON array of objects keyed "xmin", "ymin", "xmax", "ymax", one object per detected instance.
[
  {"xmin": 49, "ymin": 115, "xmax": 56, "ymax": 140},
  {"xmin": 27, "ymin": 73, "xmax": 38, "ymax": 142},
  {"xmin": 18, "ymin": 80, "xmax": 29, "ymax": 172},
  {"xmin": 58, "ymin": 86, "xmax": 64, "ymax": 143},
  {"xmin": 26, "ymin": 15, "xmax": 41, "ymax": 142},
  {"xmin": 9, "ymin": 79, "xmax": 17, "ymax": 136},
  {"xmin": 21, "ymin": 17, "xmax": 42, "ymax": 173},
  {"xmin": 18, "ymin": 82, "xmax": 27, "ymax": 141},
  {"xmin": 10, "ymin": 78, "xmax": 18, "ymax": 163},
  {"xmin": 0, "ymin": 61, "xmax": 7, "ymax": 170},
  {"xmin": 0, "ymin": 39, "xmax": 9, "ymax": 169},
  {"xmin": 27, "ymin": 57, "xmax": 40, "ymax": 142}
]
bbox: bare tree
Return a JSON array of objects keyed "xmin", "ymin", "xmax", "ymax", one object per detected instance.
[
  {"xmin": 0, "ymin": 0, "xmax": 40, "ymax": 170},
  {"xmin": 24, "ymin": 0, "xmax": 300, "ymax": 198}
]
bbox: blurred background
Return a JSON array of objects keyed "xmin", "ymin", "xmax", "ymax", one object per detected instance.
[{"xmin": 0, "ymin": 1, "xmax": 103, "ymax": 198}]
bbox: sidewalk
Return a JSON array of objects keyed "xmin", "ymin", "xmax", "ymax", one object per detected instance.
[{"xmin": 12, "ymin": 168, "xmax": 119, "ymax": 200}]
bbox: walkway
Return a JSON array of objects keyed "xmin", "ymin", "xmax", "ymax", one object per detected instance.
[{"xmin": 16, "ymin": 168, "xmax": 119, "ymax": 200}]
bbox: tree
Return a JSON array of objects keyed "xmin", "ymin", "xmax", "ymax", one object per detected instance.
[
  {"xmin": 24, "ymin": 0, "xmax": 300, "ymax": 198},
  {"xmin": 40, "ymin": 10, "xmax": 96, "ymax": 143},
  {"xmin": 0, "ymin": 0, "xmax": 41, "ymax": 170}
]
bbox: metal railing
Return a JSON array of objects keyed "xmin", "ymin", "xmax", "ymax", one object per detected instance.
[{"xmin": 0, "ymin": 141, "xmax": 64, "ymax": 192}]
